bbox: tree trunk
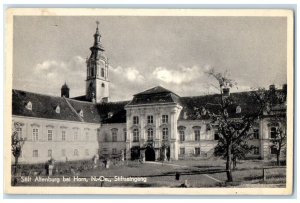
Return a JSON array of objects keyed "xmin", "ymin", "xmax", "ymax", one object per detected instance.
[
  {"xmin": 226, "ymin": 144, "xmax": 233, "ymax": 182},
  {"xmin": 277, "ymin": 147, "xmax": 281, "ymax": 166},
  {"xmin": 14, "ymin": 156, "xmax": 19, "ymax": 176}
]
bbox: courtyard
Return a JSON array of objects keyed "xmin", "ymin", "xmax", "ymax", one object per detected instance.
[{"xmin": 13, "ymin": 158, "xmax": 286, "ymax": 188}]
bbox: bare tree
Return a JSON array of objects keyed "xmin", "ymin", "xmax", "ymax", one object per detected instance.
[
  {"xmin": 207, "ymin": 69, "xmax": 267, "ymax": 182},
  {"xmin": 12, "ymin": 122, "xmax": 26, "ymax": 176}
]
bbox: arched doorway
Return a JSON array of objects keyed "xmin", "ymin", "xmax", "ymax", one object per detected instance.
[
  {"xmin": 145, "ymin": 147, "xmax": 155, "ymax": 161},
  {"xmin": 131, "ymin": 146, "xmax": 140, "ymax": 160}
]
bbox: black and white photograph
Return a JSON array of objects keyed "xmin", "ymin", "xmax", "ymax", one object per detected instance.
[{"xmin": 4, "ymin": 9, "xmax": 294, "ymax": 195}]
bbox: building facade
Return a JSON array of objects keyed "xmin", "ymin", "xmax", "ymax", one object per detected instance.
[{"xmin": 12, "ymin": 25, "xmax": 287, "ymax": 164}]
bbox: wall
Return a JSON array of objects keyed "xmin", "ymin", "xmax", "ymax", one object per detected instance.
[
  {"xmin": 98, "ymin": 123, "xmax": 126, "ymax": 158},
  {"xmin": 12, "ymin": 116, "xmax": 100, "ymax": 164}
]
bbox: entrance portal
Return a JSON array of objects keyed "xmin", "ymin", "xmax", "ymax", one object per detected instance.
[{"xmin": 145, "ymin": 147, "xmax": 155, "ymax": 161}]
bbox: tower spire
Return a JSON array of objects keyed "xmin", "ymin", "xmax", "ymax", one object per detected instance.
[{"xmin": 91, "ymin": 21, "xmax": 104, "ymax": 52}]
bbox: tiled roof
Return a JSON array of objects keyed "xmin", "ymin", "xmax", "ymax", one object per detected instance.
[
  {"xmin": 13, "ymin": 88, "xmax": 286, "ymax": 124},
  {"xmin": 127, "ymin": 86, "xmax": 180, "ymax": 106},
  {"xmin": 96, "ymin": 101, "xmax": 129, "ymax": 123},
  {"xmin": 12, "ymin": 90, "xmax": 126, "ymax": 124},
  {"xmin": 12, "ymin": 90, "xmax": 82, "ymax": 122},
  {"xmin": 134, "ymin": 86, "xmax": 179, "ymax": 96},
  {"xmin": 179, "ymin": 90, "xmax": 286, "ymax": 120}
]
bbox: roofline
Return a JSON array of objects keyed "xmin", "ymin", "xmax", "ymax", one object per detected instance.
[
  {"xmin": 12, "ymin": 115, "xmax": 101, "ymax": 125},
  {"xmin": 133, "ymin": 85, "xmax": 180, "ymax": 97},
  {"xmin": 125, "ymin": 102, "xmax": 180, "ymax": 108}
]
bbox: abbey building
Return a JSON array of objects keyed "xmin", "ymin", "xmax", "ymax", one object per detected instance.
[{"xmin": 12, "ymin": 25, "xmax": 287, "ymax": 164}]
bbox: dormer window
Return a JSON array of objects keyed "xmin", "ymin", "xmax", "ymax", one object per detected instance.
[
  {"xmin": 55, "ymin": 105, "xmax": 60, "ymax": 114},
  {"xmin": 236, "ymin": 106, "xmax": 242, "ymax": 114},
  {"xmin": 79, "ymin": 110, "xmax": 83, "ymax": 117},
  {"xmin": 25, "ymin": 101, "xmax": 32, "ymax": 110},
  {"xmin": 108, "ymin": 112, "xmax": 113, "ymax": 118}
]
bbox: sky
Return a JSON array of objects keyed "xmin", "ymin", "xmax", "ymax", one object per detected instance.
[{"xmin": 12, "ymin": 16, "xmax": 287, "ymax": 101}]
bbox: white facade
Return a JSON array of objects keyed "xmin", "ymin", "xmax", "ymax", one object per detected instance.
[{"xmin": 13, "ymin": 116, "xmax": 99, "ymax": 164}]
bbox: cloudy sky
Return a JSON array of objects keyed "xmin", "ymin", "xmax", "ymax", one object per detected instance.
[{"xmin": 13, "ymin": 16, "xmax": 287, "ymax": 101}]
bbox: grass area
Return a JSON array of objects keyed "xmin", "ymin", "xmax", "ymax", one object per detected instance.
[{"xmin": 13, "ymin": 159, "xmax": 286, "ymax": 188}]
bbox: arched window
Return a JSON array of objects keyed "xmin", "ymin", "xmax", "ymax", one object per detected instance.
[
  {"xmin": 101, "ymin": 83, "xmax": 105, "ymax": 87},
  {"xmin": 133, "ymin": 129, "xmax": 139, "ymax": 142},
  {"xmin": 91, "ymin": 67, "xmax": 94, "ymax": 76},
  {"xmin": 147, "ymin": 128, "xmax": 153, "ymax": 141},
  {"xmin": 179, "ymin": 129, "xmax": 185, "ymax": 141},
  {"xmin": 162, "ymin": 128, "xmax": 168, "ymax": 140},
  {"xmin": 194, "ymin": 129, "xmax": 200, "ymax": 141},
  {"xmin": 101, "ymin": 68, "xmax": 105, "ymax": 77}
]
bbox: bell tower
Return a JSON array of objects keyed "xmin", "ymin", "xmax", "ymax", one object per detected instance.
[{"xmin": 86, "ymin": 21, "xmax": 109, "ymax": 103}]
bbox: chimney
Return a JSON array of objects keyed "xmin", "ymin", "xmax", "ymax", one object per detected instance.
[
  {"xmin": 222, "ymin": 87, "xmax": 230, "ymax": 97},
  {"xmin": 269, "ymin": 84, "xmax": 275, "ymax": 91},
  {"xmin": 282, "ymin": 84, "xmax": 287, "ymax": 93},
  {"xmin": 61, "ymin": 82, "xmax": 70, "ymax": 98}
]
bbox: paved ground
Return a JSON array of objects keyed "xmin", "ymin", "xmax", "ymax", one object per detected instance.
[{"xmin": 14, "ymin": 159, "xmax": 286, "ymax": 187}]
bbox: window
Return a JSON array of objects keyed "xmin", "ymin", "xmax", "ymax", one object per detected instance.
[
  {"xmin": 26, "ymin": 101, "xmax": 32, "ymax": 110},
  {"xmin": 214, "ymin": 132, "xmax": 219, "ymax": 140},
  {"xmin": 162, "ymin": 128, "xmax": 168, "ymax": 140},
  {"xmin": 179, "ymin": 130, "xmax": 185, "ymax": 141},
  {"xmin": 253, "ymin": 147, "xmax": 260, "ymax": 155},
  {"xmin": 62, "ymin": 131, "xmax": 66, "ymax": 141},
  {"xmin": 101, "ymin": 68, "xmax": 105, "ymax": 77},
  {"xmin": 180, "ymin": 148, "xmax": 185, "ymax": 155},
  {"xmin": 74, "ymin": 149, "xmax": 79, "ymax": 156},
  {"xmin": 194, "ymin": 129, "xmax": 200, "ymax": 141},
  {"xmin": 33, "ymin": 150, "xmax": 38, "ymax": 157},
  {"xmin": 79, "ymin": 110, "xmax": 83, "ymax": 117},
  {"xmin": 112, "ymin": 148, "xmax": 117, "ymax": 154},
  {"xmin": 271, "ymin": 146, "xmax": 277, "ymax": 154},
  {"xmin": 195, "ymin": 147, "xmax": 201, "ymax": 156},
  {"xmin": 47, "ymin": 130, "xmax": 53, "ymax": 141},
  {"xmin": 123, "ymin": 128, "xmax": 127, "ymax": 141},
  {"xmin": 48, "ymin": 149, "xmax": 52, "ymax": 157},
  {"xmin": 133, "ymin": 116, "xmax": 139, "ymax": 125},
  {"xmin": 55, "ymin": 105, "xmax": 60, "ymax": 113},
  {"xmin": 101, "ymin": 83, "xmax": 105, "ymax": 87},
  {"xmin": 236, "ymin": 106, "xmax": 241, "ymax": 114},
  {"xmin": 32, "ymin": 128, "xmax": 39, "ymax": 141},
  {"xmin": 147, "ymin": 115, "xmax": 153, "ymax": 124},
  {"xmin": 74, "ymin": 130, "xmax": 78, "ymax": 141},
  {"xmin": 16, "ymin": 127, "xmax": 22, "ymax": 139},
  {"xmin": 85, "ymin": 149, "xmax": 89, "ymax": 156},
  {"xmin": 253, "ymin": 129, "xmax": 259, "ymax": 139},
  {"xmin": 162, "ymin": 115, "xmax": 168, "ymax": 124},
  {"xmin": 133, "ymin": 129, "xmax": 139, "ymax": 142},
  {"xmin": 147, "ymin": 128, "xmax": 154, "ymax": 141},
  {"xmin": 85, "ymin": 131, "xmax": 89, "ymax": 141},
  {"xmin": 112, "ymin": 131, "xmax": 117, "ymax": 142},
  {"xmin": 102, "ymin": 148, "xmax": 108, "ymax": 154},
  {"xmin": 270, "ymin": 127, "xmax": 277, "ymax": 139},
  {"xmin": 104, "ymin": 133, "xmax": 109, "ymax": 142},
  {"xmin": 61, "ymin": 149, "xmax": 66, "ymax": 156}
]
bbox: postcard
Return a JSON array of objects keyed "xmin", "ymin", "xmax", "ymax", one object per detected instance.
[{"xmin": 4, "ymin": 8, "xmax": 294, "ymax": 195}]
